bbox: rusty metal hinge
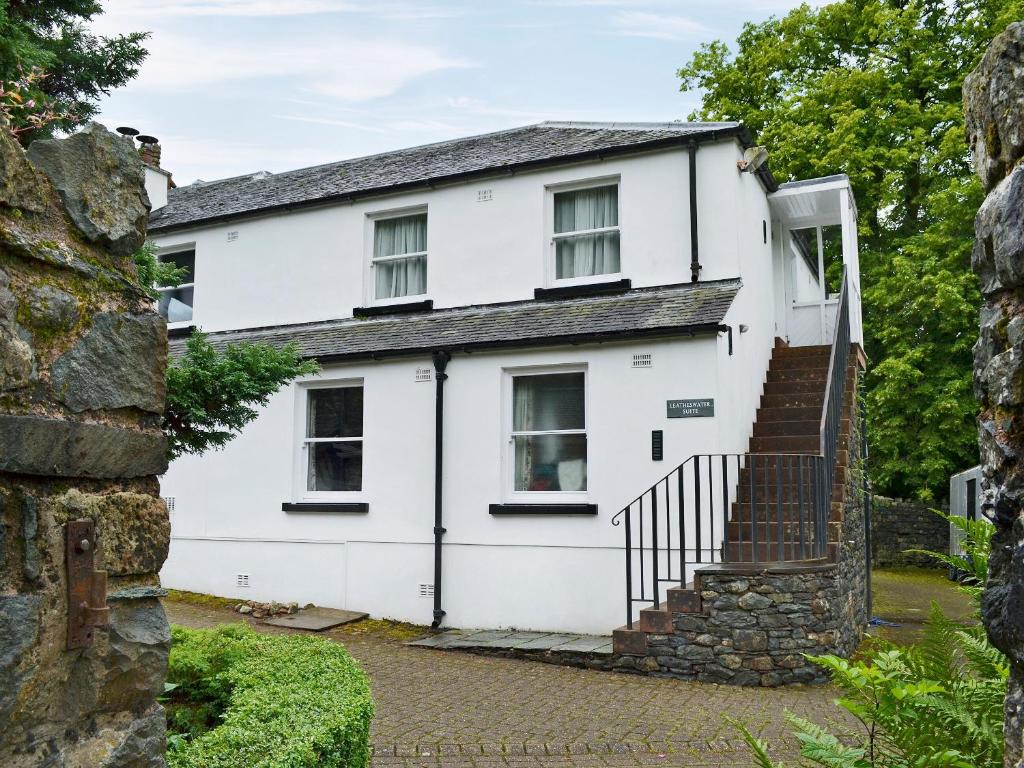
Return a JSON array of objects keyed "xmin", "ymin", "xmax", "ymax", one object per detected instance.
[{"xmin": 66, "ymin": 519, "xmax": 109, "ymax": 649}]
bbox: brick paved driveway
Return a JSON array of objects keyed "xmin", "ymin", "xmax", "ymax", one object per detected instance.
[{"xmin": 164, "ymin": 599, "xmax": 853, "ymax": 767}]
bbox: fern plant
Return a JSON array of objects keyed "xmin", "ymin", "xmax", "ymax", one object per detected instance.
[{"xmin": 732, "ymin": 509, "xmax": 1006, "ymax": 768}]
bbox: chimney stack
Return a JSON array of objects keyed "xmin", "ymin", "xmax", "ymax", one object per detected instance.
[{"xmin": 136, "ymin": 135, "xmax": 161, "ymax": 169}]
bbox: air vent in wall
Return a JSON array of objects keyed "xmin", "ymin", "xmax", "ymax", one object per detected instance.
[
  {"xmin": 163, "ymin": 496, "xmax": 176, "ymax": 513},
  {"xmin": 227, "ymin": 230, "xmax": 239, "ymax": 242},
  {"xmin": 415, "ymin": 368, "xmax": 432, "ymax": 382},
  {"xmin": 632, "ymin": 353, "xmax": 653, "ymax": 368},
  {"xmin": 236, "ymin": 574, "xmax": 250, "ymax": 588},
  {"xmin": 417, "ymin": 583, "xmax": 434, "ymax": 598},
  {"xmin": 476, "ymin": 189, "xmax": 492, "ymax": 202}
]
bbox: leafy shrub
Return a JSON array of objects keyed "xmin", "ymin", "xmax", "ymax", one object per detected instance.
[
  {"xmin": 165, "ymin": 625, "xmax": 373, "ymax": 768},
  {"xmin": 733, "ymin": 510, "xmax": 1006, "ymax": 767}
]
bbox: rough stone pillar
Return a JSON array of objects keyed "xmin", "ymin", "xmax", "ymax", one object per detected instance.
[
  {"xmin": 964, "ymin": 22, "xmax": 1024, "ymax": 768},
  {"xmin": 0, "ymin": 121, "xmax": 170, "ymax": 766}
]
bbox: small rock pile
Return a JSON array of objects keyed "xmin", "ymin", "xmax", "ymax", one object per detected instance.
[{"xmin": 236, "ymin": 601, "xmax": 302, "ymax": 619}]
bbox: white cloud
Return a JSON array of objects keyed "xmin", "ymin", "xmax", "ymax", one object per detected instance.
[
  {"xmin": 611, "ymin": 11, "xmax": 705, "ymax": 41},
  {"xmin": 133, "ymin": 34, "xmax": 471, "ymax": 101},
  {"xmin": 272, "ymin": 114, "xmax": 389, "ymax": 133}
]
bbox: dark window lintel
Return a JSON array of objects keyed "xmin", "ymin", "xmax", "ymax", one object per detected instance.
[
  {"xmin": 488, "ymin": 503, "xmax": 597, "ymax": 516},
  {"xmin": 281, "ymin": 502, "xmax": 369, "ymax": 513},
  {"xmin": 353, "ymin": 300, "xmax": 433, "ymax": 318}
]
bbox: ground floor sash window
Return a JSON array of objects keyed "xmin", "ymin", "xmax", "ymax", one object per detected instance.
[
  {"xmin": 303, "ymin": 384, "xmax": 364, "ymax": 492},
  {"xmin": 510, "ymin": 371, "xmax": 587, "ymax": 493}
]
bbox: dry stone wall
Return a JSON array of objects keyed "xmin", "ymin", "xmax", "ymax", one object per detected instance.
[
  {"xmin": 870, "ymin": 496, "xmax": 949, "ymax": 568},
  {"xmin": 965, "ymin": 22, "xmax": 1024, "ymax": 768},
  {"xmin": 0, "ymin": 121, "xmax": 170, "ymax": 767}
]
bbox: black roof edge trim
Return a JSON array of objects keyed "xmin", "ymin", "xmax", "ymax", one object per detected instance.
[
  {"xmin": 281, "ymin": 502, "xmax": 369, "ymax": 513},
  {"xmin": 310, "ymin": 322, "xmax": 730, "ymax": 365},
  {"xmin": 534, "ymin": 279, "xmax": 632, "ymax": 301},
  {"xmin": 149, "ymin": 126, "xmax": 776, "ymax": 234},
  {"xmin": 489, "ymin": 504, "xmax": 598, "ymax": 515},
  {"xmin": 353, "ymin": 299, "xmax": 433, "ymax": 318}
]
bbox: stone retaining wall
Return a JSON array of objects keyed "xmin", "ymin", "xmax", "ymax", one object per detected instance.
[
  {"xmin": 0, "ymin": 122, "xmax": 170, "ymax": 767},
  {"xmin": 965, "ymin": 22, "xmax": 1024, "ymax": 763},
  {"xmin": 870, "ymin": 496, "xmax": 949, "ymax": 568},
  {"xmin": 614, "ymin": 378, "xmax": 869, "ymax": 686}
]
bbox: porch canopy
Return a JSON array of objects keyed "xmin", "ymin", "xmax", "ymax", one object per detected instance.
[
  {"xmin": 769, "ymin": 174, "xmax": 863, "ymax": 348},
  {"xmin": 168, "ymin": 279, "xmax": 741, "ymax": 363}
]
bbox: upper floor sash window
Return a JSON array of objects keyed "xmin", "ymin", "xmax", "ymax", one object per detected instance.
[
  {"xmin": 373, "ymin": 213, "xmax": 427, "ymax": 300},
  {"xmin": 553, "ymin": 185, "xmax": 620, "ymax": 280},
  {"xmin": 157, "ymin": 249, "xmax": 195, "ymax": 325}
]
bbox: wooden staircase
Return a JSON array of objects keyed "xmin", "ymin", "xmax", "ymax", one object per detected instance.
[{"xmin": 613, "ymin": 340, "xmax": 861, "ymax": 651}]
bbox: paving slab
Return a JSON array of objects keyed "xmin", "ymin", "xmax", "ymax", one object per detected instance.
[
  {"xmin": 509, "ymin": 633, "xmax": 581, "ymax": 650},
  {"xmin": 406, "ymin": 633, "xmax": 457, "ymax": 648},
  {"xmin": 457, "ymin": 630, "xmax": 516, "ymax": 642},
  {"xmin": 550, "ymin": 636, "xmax": 615, "ymax": 654},
  {"xmin": 262, "ymin": 607, "xmax": 367, "ymax": 631}
]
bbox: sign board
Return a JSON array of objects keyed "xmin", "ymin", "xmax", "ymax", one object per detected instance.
[{"xmin": 667, "ymin": 398, "xmax": 715, "ymax": 418}]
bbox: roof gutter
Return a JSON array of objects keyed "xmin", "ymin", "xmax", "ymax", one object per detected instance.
[{"xmin": 148, "ymin": 126, "xmax": 778, "ymax": 236}]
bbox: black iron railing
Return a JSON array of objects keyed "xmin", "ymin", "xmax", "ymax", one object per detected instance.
[
  {"xmin": 819, "ymin": 268, "xmax": 851, "ymax": 517},
  {"xmin": 611, "ymin": 270, "xmax": 852, "ymax": 629}
]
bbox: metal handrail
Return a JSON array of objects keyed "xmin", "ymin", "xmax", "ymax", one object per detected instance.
[{"xmin": 613, "ymin": 270, "xmax": 853, "ymax": 629}]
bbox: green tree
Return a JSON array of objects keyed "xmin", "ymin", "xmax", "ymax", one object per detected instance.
[
  {"xmin": 132, "ymin": 245, "xmax": 319, "ymax": 460},
  {"xmin": 0, "ymin": 1, "xmax": 148, "ymax": 138},
  {"xmin": 678, "ymin": 0, "xmax": 1023, "ymax": 500}
]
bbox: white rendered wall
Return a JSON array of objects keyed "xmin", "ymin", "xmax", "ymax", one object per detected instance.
[
  {"xmin": 144, "ymin": 165, "xmax": 169, "ymax": 211},
  {"xmin": 159, "ymin": 334, "xmax": 786, "ymax": 634},
  {"xmin": 150, "ymin": 141, "xmax": 769, "ymax": 334}
]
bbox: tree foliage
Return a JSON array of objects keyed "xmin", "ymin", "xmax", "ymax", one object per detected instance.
[
  {"xmin": 164, "ymin": 333, "xmax": 319, "ymax": 461},
  {"xmin": 131, "ymin": 244, "xmax": 319, "ymax": 460},
  {"xmin": 732, "ymin": 510, "xmax": 1006, "ymax": 767},
  {"xmin": 678, "ymin": 0, "xmax": 1023, "ymax": 500},
  {"xmin": 0, "ymin": 0, "xmax": 148, "ymax": 139}
]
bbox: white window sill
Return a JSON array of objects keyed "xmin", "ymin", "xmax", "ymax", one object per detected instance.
[{"xmin": 505, "ymin": 492, "xmax": 590, "ymax": 505}]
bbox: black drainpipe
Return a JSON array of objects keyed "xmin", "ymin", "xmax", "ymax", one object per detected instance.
[
  {"xmin": 430, "ymin": 350, "xmax": 451, "ymax": 628},
  {"xmin": 688, "ymin": 140, "xmax": 701, "ymax": 282}
]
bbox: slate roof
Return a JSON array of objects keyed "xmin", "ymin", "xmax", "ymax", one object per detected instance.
[
  {"xmin": 149, "ymin": 121, "xmax": 751, "ymax": 233},
  {"xmin": 168, "ymin": 279, "xmax": 742, "ymax": 363}
]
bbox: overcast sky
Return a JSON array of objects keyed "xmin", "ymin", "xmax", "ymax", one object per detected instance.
[{"xmin": 92, "ymin": 0, "xmax": 807, "ymax": 185}]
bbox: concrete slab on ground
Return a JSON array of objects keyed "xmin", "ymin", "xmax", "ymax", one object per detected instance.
[
  {"xmin": 262, "ymin": 607, "xmax": 368, "ymax": 631},
  {"xmin": 407, "ymin": 629, "xmax": 614, "ymax": 654}
]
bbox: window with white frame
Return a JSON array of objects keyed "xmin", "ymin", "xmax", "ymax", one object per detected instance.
[
  {"xmin": 552, "ymin": 184, "xmax": 619, "ymax": 281},
  {"xmin": 156, "ymin": 249, "xmax": 195, "ymax": 324},
  {"xmin": 373, "ymin": 212, "xmax": 427, "ymax": 300},
  {"xmin": 301, "ymin": 384, "xmax": 364, "ymax": 492},
  {"xmin": 509, "ymin": 371, "xmax": 587, "ymax": 493}
]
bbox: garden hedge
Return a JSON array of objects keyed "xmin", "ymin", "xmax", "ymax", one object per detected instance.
[{"xmin": 165, "ymin": 624, "xmax": 373, "ymax": 768}]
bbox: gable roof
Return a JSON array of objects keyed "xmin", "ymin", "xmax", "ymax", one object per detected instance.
[
  {"xmin": 149, "ymin": 121, "xmax": 763, "ymax": 234},
  {"xmin": 168, "ymin": 279, "xmax": 741, "ymax": 363}
]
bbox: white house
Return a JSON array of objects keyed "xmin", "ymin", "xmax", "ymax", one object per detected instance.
[{"xmin": 148, "ymin": 121, "xmax": 864, "ymax": 635}]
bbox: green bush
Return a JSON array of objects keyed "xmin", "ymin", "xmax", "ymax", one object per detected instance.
[{"xmin": 165, "ymin": 625, "xmax": 373, "ymax": 768}]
